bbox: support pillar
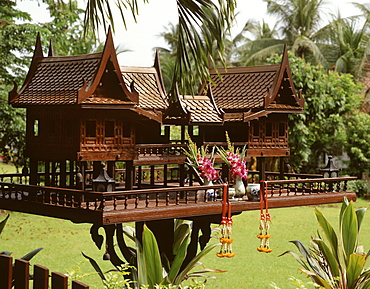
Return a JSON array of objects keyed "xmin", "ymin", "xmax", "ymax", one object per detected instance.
[
  {"xmin": 107, "ymin": 161, "xmax": 115, "ymax": 180},
  {"xmin": 179, "ymin": 164, "xmax": 185, "ymax": 187},
  {"xmin": 60, "ymin": 160, "xmax": 67, "ymax": 187},
  {"xmin": 125, "ymin": 161, "xmax": 134, "ymax": 190},
  {"xmin": 258, "ymin": 157, "xmax": 266, "ymax": 181},
  {"xmin": 29, "ymin": 158, "xmax": 38, "ymax": 185},
  {"xmin": 93, "ymin": 161, "xmax": 101, "ymax": 179},
  {"xmin": 279, "ymin": 157, "xmax": 285, "ymax": 180},
  {"xmin": 69, "ymin": 160, "xmax": 75, "ymax": 188},
  {"xmin": 44, "ymin": 161, "xmax": 50, "ymax": 186}
]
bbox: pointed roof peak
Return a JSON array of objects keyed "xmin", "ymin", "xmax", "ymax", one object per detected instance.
[
  {"xmin": 34, "ymin": 32, "xmax": 44, "ymax": 60},
  {"xmin": 48, "ymin": 38, "xmax": 54, "ymax": 57}
]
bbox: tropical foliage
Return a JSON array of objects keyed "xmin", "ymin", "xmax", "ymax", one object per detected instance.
[
  {"xmin": 279, "ymin": 197, "xmax": 370, "ymax": 288},
  {"xmin": 267, "ymin": 52, "xmax": 364, "ymax": 173},
  {"xmin": 83, "ymin": 222, "xmax": 223, "ymax": 289},
  {"xmin": 0, "ymin": 0, "xmax": 101, "ymax": 169}
]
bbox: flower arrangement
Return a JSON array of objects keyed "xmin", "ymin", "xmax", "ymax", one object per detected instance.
[
  {"xmin": 182, "ymin": 133, "xmax": 218, "ymax": 181},
  {"xmin": 217, "ymin": 132, "xmax": 248, "ymax": 180}
]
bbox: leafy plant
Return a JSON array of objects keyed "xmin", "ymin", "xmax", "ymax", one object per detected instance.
[
  {"xmin": 83, "ymin": 221, "xmax": 223, "ymax": 288},
  {"xmin": 279, "ymin": 197, "xmax": 370, "ymax": 288}
]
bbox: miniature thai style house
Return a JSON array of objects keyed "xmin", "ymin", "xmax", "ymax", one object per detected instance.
[
  {"xmin": 8, "ymin": 28, "xmax": 304, "ymax": 189},
  {"xmin": 8, "ymin": 29, "xmax": 174, "ymax": 188},
  {"xmin": 2, "ymin": 29, "xmax": 357, "ymax": 271},
  {"xmin": 164, "ymin": 47, "xmax": 304, "ymax": 180}
]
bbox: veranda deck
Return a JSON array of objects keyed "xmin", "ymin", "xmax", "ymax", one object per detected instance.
[{"xmin": 0, "ymin": 177, "xmax": 357, "ymax": 225}]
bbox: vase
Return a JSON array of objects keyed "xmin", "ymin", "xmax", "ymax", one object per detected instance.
[
  {"xmin": 197, "ymin": 178, "xmax": 215, "ymax": 201},
  {"xmin": 246, "ymin": 183, "xmax": 260, "ymax": 201},
  {"xmin": 233, "ymin": 175, "xmax": 245, "ymax": 199}
]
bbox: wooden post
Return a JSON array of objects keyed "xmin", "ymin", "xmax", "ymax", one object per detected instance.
[
  {"xmin": 29, "ymin": 158, "xmax": 38, "ymax": 185},
  {"xmin": 279, "ymin": 157, "xmax": 285, "ymax": 180},
  {"xmin": 51, "ymin": 272, "xmax": 68, "ymax": 289},
  {"xmin": 14, "ymin": 259, "xmax": 29, "ymax": 289},
  {"xmin": 179, "ymin": 164, "xmax": 185, "ymax": 187},
  {"xmin": 150, "ymin": 165, "xmax": 155, "ymax": 186},
  {"xmin": 72, "ymin": 280, "xmax": 89, "ymax": 289},
  {"xmin": 0, "ymin": 255, "xmax": 12, "ymax": 289},
  {"xmin": 44, "ymin": 161, "xmax": 50, "ymax": 186},
  {"xmin": 34, "ymin": 264, "xmax": 49, "ymax": 289},
  {"xmin": 137, "ymin": 166, "xmax": 142, "ymax": 189},
  {"xmin": 163, "ymin": 165, "xmax": 168, "ymax": 186},
  {"xmin": 77, "ymin": 161, "xmax": 87, "ymax": 191},
  {"xmin": 258, "ymin": 157, "xmax": 266, "ymax": 181},
  {"xmin": 107, "ymin": 161, "xmax": 115, "ymax": 180},
  {"xmin": 60, "ymin": 160, "xmax": 67, "ymax": 187},
  {"xmin": 51, "ymin": 161, "xmax": 56, "ymax": 187},
  {"xmin": 93, "ymin": 161, "xmax": 101, "ymax": 179},
  {"xmin": 69, "ymin": 160, "xmax": 75, "ymax": 188},
  {"xmin": 125, "ymin": 161, "xmax": 134, "ymax": 190}
]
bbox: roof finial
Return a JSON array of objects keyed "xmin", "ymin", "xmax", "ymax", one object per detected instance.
[
  {"xmin": 33, "ymin": 32, "xmax": 44, "ymax": 60},
  {"xmin": 48, "ymin": 38, "xmax": 54, "ymax": 57}
]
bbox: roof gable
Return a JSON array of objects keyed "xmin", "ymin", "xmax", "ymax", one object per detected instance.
[
  {"xmin": 206, "ymin": 46, "xmax": 304, "ymax": 114},
  {"xmin": 9, "ymin": 28, "xmax": 138, "ymax": 107}
]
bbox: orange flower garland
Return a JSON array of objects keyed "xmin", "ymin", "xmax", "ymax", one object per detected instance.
[
  {"xmin": 217, "ymin": 184, "xmax": 236, "ymax": 258},
  {"xmin": 257, "ymin": 181, "xmax": 273, "ymax": 253}
]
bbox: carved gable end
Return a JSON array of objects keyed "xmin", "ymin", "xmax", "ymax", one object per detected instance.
[{"xmin": 9, "ymin": 28, "xmax": 138, "ymax": 108}]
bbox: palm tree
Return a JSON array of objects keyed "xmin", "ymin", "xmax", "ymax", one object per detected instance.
[
  {"xmin": 314, "ymin": 12, "xmax": 370, "ymax": 78},
  {"xmin": 233, "ymin": 19, "xmax": 284, "ymax": 65},
  {"xmin": 81, "ymin": 0, "xmax": 236, "ymax": 97},
  {"xmin": 262, "ymin": 0, "xmax": 329, "ymax": 67}
]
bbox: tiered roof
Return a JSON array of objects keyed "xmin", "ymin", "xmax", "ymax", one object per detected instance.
[
  {"xmin": 204, "ymin": 46, "xmax": 304, "ymax": 122},
  {"xmin": 9, "ymin": 28, "xmax": 139, "ymax": 108}
]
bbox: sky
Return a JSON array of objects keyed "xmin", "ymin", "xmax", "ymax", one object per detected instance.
[{"xmin": 16, "ymin": 0, "xmax": 368, "ymax": 67}]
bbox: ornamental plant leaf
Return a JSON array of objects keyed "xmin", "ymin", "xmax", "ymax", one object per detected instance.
[
  {"xmin": 167, "ymin": 227, "xmax": 191, "ymax": 283},
  {"xmin": 313, "ymin": 238, "xmax": 340, "ymax": 279},
  {"xmin": 315, "ymin": 208, "xmax": 339, "ymax": 263},
  {"xmin": 142, "ymin": 224, "xmax": 163, "ymax": 288},
  {"xmin": 81, "ymin": 252, "xmax": 106, "ymax": 281},
  {"xmin": 20, "ymin": 247, "xmax": 43, "ymax": 261},
  {"xmin": 356, "ymin": 207, "xmax": 367, "ymax": 231},
  {"xmin": 0, "ymin": 214, "xmax": 9, "ymax": 235},
  {"xmin": 173, "ymin": 242, "xmax": 220, "ymax": 285},
  {"xmin": 291, "ymin": 240, "xmax": 328, "ymax": 279},
  {"xmin": 341, "ymin": 202, "xmax": 358, "ymax": 265},
  {"xmin": 346, "ymin": 253, "xmax": 367, "ymax": 289},
  {"xmin": 135, "ymin": 237, "xmax": 148, "ymax": 287},
  {"xmin": 173, "ymin": 223, "xmax": 191, "ymax": 255}
]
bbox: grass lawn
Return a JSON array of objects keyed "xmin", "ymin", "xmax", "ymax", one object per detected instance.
[
  {"xmin": 0, "ymin": 162, "xmax": 18, "ymax": 174},
  {"xmin": 1, "ymin": 198, "xmax": 369, "ymax": 288}
]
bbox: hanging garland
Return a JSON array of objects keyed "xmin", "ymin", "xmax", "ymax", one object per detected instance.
[
  {"xmin": 257, "ymin": 181, "xmax": 273, "ymax": 253},
  {"xmin": 217, "ymin": 183, "xmax": 236, "ymax": 258}
]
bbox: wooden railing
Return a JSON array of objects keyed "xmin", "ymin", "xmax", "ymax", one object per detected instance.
[
  {"xmin": 0, "ymin": 182, "xmax": 222, "ymax": 213},
  {"xmin": 260, "ymin": 176, "xmax": 357, "ymax": 197},
  {"xmin": 0, "ymin": 255, "xmax": 88, "ymax": 289},
  {"xmin": 135, "ymin": 143, "xmax": 186, "ymax": 156}
]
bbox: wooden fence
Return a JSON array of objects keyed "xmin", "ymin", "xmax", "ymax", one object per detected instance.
[{"xmin": 0, "ymin": 255, "xmax": 89, "ymax": 289}]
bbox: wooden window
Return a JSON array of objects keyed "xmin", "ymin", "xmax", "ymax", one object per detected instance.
[
  {"xmin": 105, "ymin": 121, "xmax": 115, "ymax": 137},
  {"xmin": 86, "ymin": 121, "xmax": 96, "ymax": 137}
]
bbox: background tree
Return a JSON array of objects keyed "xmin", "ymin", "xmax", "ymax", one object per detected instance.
[
  {"xmin": 267, "ymin": 53, "xmax": 364, "ymax": 173},
  {"xmin": 0, "ymin": 0, "xmax": 101, "ymax": 170}
]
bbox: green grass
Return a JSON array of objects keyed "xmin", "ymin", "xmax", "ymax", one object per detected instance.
[
  {"xmin": 0, "ymin": 162, "xmax": 17, "ymax": 174},
  {"xmin": 1, "ymin": 198, "xmax": 369, "ymax": 288}
]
